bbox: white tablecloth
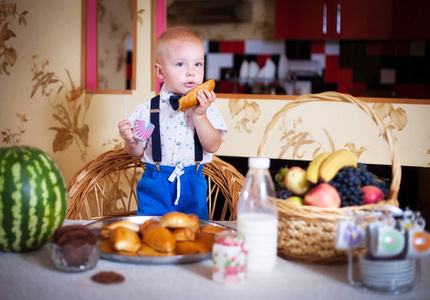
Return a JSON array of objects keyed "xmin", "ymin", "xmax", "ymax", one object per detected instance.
[{"xmin": 0, "ymin": 220, "xmax": 429, "ymax": 300}]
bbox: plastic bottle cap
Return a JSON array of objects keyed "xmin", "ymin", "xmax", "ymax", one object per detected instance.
[{"xmin": 248, "ymin": 157, "xmax": 270, "ymax": 169}]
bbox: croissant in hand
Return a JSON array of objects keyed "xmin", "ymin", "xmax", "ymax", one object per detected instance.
[{"xmin": 179, "ymin": 79, "xmax": 216, "ymax": 111}]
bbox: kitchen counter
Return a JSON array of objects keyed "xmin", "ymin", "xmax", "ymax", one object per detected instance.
[{"xmin": 0, "ymin": 220, "xmax": 429, "ymax": 300}]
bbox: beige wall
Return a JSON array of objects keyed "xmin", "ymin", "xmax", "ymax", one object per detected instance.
[
  {"xmin": 0, "ymin": 0, "xmax": 154, "ymax": 183},
  {"xmin": 1, "ymin": 0, "xmax": 429, "ymax": 191}
]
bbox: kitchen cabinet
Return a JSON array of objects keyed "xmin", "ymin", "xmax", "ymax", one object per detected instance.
[
  {"xmin": 392, "ymin": 0, "xmax": 430, "ymax": 39},
  {"xmin": 275, "ymin": 0, "xmax": 392, "ymax": 39}
]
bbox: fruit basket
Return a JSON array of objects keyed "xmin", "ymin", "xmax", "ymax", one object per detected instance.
[{"xmin": 257, "ymin": 91, "xmax": 401, "ymax": 264}]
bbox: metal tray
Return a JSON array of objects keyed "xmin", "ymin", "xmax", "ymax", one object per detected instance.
[{"xmin": 86, "ymin": 215, "xmax": 232, "ymax": 265}]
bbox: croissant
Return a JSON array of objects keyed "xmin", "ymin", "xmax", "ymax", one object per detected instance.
[{"xmin": 178, "ymin": 79, "xmax": 216, "ymax": 111}]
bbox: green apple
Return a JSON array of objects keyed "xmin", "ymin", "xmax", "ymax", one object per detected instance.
[{"xmin": 285, "ymin": 196, "xmax": 304, "ymax": 205}]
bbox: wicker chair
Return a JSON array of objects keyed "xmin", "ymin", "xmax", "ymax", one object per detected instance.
[{"xmin": 66, "ymin": 148, "xmax": 244, "ymax": 221}]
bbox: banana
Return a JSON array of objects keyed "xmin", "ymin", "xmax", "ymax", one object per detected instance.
[
  {"xmin": 306, "ymin": 152, "xmax": 333, "ymax": 184},
  {"xmin": 318, "ymin": 149, "xmax": 358, "ymax": 182}
]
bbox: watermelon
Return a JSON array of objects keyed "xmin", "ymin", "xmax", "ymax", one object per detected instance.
[{"xmin": 0, "ymin": 146, "xmax": 67, "ymax": 252}]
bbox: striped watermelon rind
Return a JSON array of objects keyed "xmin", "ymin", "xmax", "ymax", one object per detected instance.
[{"xmin": 0, "ymin": 146, "xmax": 67, "ymax": 252}]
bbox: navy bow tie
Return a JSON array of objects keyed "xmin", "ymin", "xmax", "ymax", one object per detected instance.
[{"xmin": 169, "ymin": 95, "xmax": 181, "ymax": 110}]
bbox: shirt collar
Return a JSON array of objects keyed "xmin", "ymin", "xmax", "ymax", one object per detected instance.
[{"xmin": 160, "ymin": 84, "xmax": 183, "ymax": 101}]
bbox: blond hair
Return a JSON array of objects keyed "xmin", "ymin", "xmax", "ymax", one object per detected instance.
[{"xmin": 155, "ymin": 28, "xmax": 203, "ymax": 63}]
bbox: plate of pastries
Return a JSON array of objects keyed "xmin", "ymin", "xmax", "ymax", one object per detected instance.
[{"xmin": 85, "ymin": 212, "xmax": 232, "ymax": 264}]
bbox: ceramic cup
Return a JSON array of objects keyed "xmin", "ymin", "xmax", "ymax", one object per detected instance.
[
  {"xmin": 396, "ymin": 210, "xmax": 415, "ymax": 233},
  {"xmin": 404, "ymin": 217, "xmax": 430, "ymax": 259},
  {"xmin": 335, "ymin": 220, "xmax": 365, "ymax": 250},
  {"xmin": 366, "ymin": 215, "xmax": 392, "ymax": 251},
  {"xmin": 370, "ymin": 217, "xmax": 405, "ymax": 258}
]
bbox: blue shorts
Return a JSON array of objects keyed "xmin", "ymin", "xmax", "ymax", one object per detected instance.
[{"xmin": 136, "ymin": 163, "xmax": 209, "ymax": 220}]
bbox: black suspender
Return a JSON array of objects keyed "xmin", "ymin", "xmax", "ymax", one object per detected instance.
[{"xmin": 150, "ymin": 96, "xmax": 203, "ymax": 171}]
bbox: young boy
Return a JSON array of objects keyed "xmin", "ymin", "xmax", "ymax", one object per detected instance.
[{"xmin": 118, "ymin": 28, "xmax": 227, "ymax": 220}]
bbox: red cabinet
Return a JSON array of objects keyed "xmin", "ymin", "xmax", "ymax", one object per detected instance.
[
  {"xmin": 275, "ymin": 0, "xmax": 393, "ymax": 39},
  {"xmin": 392, "ymin": 0, "xmax": 430, "ymax": 39}
]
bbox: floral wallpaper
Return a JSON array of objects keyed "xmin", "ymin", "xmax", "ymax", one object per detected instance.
[
  {"xmin": 30, "ymin": 56, "xmax": 92, "ymax": 161},
  {"xmin": 372, "ymin": 103, "xmax": 408, "ymax": 140},
  {"xmin": 0, "ymin": 0, "xmax": 27, "ymax": 76},
  {"xmin": 1, "ymin": 113, "xmax": 26, "ymax": 146},
  {"xmin": 0, "ymin": 0, "xmax": 150, "ymax": 183},
  {"xmin": 228, "ymin": 98, "xmax": 261, "ymax": 134}
]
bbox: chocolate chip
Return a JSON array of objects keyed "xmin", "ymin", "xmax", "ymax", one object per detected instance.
[{"xmin": 91, "ymin": 271, "xmax": 125, "ymax": 284}]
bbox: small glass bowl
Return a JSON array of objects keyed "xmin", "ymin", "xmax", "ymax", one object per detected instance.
[{"xmin": 50, "ymin": 239, "xmax": 100, "ymax": 272}]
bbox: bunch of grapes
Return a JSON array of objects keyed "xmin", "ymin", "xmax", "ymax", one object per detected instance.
[
  {"xmin": 274, "ymin": 166, "xmax": 294, "ymax": 199},
  {"xmin": 329, "ymin": 163, "xmax": 390, "ymax": 207},
  {"xmin": 355, "ymin": 163, "xmax": 390, "ymax": 195}
]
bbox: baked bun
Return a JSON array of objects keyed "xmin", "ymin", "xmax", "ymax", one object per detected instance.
[
  {"xmin": 109, "ymin": 226, "xmax": 141, "ymax": 253},
  {"xmin": 139, "ymin": 218, "xmax": 159, "ymax": 235},
  {"xmin": 142, "ymin": 224, "xmax": 176, "ymax": 253},
  {"xmin": 137, "ymin": 242, "xmax": 174, "ymax": 257},
  {"xmin": 187, "ymin": 214, "xmax": 200, "ymax": 232},
  {"xmin": 178, "ymin": 79, "xmax": 216, "ymax": 111},
  {"xmin": 172, "ymin": 227, "xmax": 196, "ymax": 242},
  {"xmin": 200, "ymin": 224, "xmax": 228, "ymax": 235},
  {"xmin": 175, "ymin": 241, "xmax": 207, "ymax": 255},
  {"xmin": 100, "ymin": 239, "xmax": 115, "ymax": 254},
  {"xmin": 100, "ymin": 220, "xmax": 140, "ymax": 239},
  {"xmin": 194, "ymin": 232, "xmax": 216, "ymax": 252},
  {"xmin": 159, "ymin": 211, "xmax": 192, "ymax": 229}
]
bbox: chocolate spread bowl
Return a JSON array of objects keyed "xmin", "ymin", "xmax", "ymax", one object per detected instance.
[
  {"xmin": 85, "ymin": 216, "xmax": 233, "ymax": 265},
  {"xmin": 49, "ymin": 225, "xmax": 100, "ymax": 272}
]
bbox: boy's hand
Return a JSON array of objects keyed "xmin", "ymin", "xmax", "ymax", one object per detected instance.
[
  {"xmin": 118, "ymin": 120, "xmax": 136, "ymax": 144},
  {"xmin": 193, "ymin": 89, "xmax": 216, "ymax": 116}
]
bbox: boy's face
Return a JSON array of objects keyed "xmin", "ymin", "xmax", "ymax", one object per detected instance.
[{"xmin": 155, "ymin": 40, "xmax": 205, "ymax": 96}]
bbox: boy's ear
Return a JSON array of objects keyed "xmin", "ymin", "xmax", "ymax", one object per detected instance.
[{"xmin": 154, "ymin": 63, "xmax": 164, "ymax": 79}]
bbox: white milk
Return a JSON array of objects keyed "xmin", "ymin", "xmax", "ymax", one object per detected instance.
[{"xmin": 237, "ymin": 212, "xmax": 278, "ymax": 272}]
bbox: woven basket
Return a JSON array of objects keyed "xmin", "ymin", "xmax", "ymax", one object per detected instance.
[{"xmin": 257, "ymin": 92, "xmax": 401, "ymax": 264}]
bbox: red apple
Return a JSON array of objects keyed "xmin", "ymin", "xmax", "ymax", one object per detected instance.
[
  {"xmin": 304, "ymin": 183, "xmax": 341, "ymax": 208},
  {"xmin": 361, "ymin": 185, "xmax": 384, "ymax": 204},
  {"xmin": 284, "ymin": 166, "xmax": 309, "ymax": 196}
]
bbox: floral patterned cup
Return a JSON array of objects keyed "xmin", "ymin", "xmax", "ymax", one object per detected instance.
[{"xmin": 212, "ymin": 231, "xmax": 247, "ymax": 284}]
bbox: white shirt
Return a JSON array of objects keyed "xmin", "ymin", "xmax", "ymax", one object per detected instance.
[{"xmin": 129, "ymin": 84, "xmax": 228, "ymax": 167}]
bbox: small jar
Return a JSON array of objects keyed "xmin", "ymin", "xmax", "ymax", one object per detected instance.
[
  {"xmin": 49, "ymin": 225, "xmax": 100, "ymax": 272},
  {"xmin": 50, "ymin": 240, "xmax": 100, "ymax": 272},
  {"xmin": 212, "ymin": 231, "xmax": 247, "ymax": 284}
]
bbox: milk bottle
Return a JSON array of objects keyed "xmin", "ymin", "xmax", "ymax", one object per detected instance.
[{"xmin": 237, "ymin": 157, "xmax": 278, "ymax": 272}]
